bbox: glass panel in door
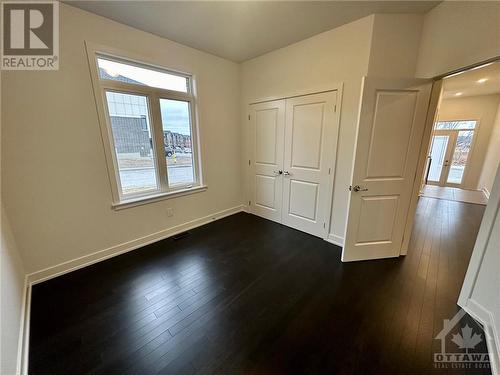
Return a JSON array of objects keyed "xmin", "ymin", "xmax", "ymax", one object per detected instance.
[
  {"xmin": 428, "ymin": 135, "xmax": 449, "ymax": 183},
  {"xmin": 447, "ymin": 130, "xmax": 474, "ymax": 185}
]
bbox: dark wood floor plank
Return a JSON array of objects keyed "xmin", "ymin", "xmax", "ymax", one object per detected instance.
[{"xmin": 28, "ymin": 197, "xmax": 490, "ymax": 374}]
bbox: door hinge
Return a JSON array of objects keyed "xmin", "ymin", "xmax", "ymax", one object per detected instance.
[
  {"xmin": 323, "ymin": 222, "xmax": 326, "ymax": 228},
  {"xmin": 328, "ymin": 167, "xmax": 331, "ymax": 175},
  {"xmin": 334, "ymin": 104, "xmax": 337, "ymax": 112},
  {"xmin": 248, "ymin": 114, "xmax": 251, "ymax": 120},
  {"xmin": 248, "ymin": 159, "xmax": 251, "ymax": 166},
  {"xmin": 248, "ymin": 200, "xmax": 251, "ymax": 206}
]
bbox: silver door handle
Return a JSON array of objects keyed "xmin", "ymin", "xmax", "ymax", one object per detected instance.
[
  {"xmin": 273, "ymin": 170, "xmax": 283, "ymax": 175},
  {"xmin": 283, "ymin": 171, "xmax": 291, "ymax": 176},
  {"xmin": 350, "ymin": 185, "xmax": 368, "ymax": 192}
]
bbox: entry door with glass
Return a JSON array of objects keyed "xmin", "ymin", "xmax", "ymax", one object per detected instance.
[{"xmin": 427, "ymin": 120, "xmax": 477, "ymax": 187}]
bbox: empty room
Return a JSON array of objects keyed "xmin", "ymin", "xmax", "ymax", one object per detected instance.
[{"xmin": 1, "ymin": 1, "xmax": 500, "ymax": 374}]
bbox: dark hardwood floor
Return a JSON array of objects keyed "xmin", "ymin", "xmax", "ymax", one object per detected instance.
[{"xmin": 29, "ymin": 197, "xmax": 490, "ymax": 374}]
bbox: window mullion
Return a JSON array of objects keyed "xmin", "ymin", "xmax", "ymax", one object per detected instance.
[{"xmin": 149, "ymin": 93, "xmax": 169, "ymax": 192}]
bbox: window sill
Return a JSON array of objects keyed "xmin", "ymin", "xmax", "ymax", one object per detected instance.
[{"xmin": 112, "ymin": 185, "xmax": 207, "ymax": 210}]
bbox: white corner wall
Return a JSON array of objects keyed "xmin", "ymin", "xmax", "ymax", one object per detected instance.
[
  {"xmin": 416, "ymin": 1, "xmax": 500, "ymax": 78},
  {"xmin": 437, "ymin": 94, "xmax": 500, "ymax": 190},
  {"xmin": 459, "ymin": 165, "xmax": 500, "ymax": 375},
  {"xmin": 1, "ymin": 3, "xmax": 242, "ymax": 275},
  {"xmin": 479, "ymin": 102, "xmax": 500, "ymax": 195},
  {"xmin": 1, "ymin": 206, "xmax": 26, "ymax": 375}
]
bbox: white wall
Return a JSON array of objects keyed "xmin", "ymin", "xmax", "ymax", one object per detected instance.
[
  {"xmin": 468, "ymin": 167, "xmax": 500, "ymax": 373},
  {"xmin": 241, "ymin": 15, "xmax": 374, "ymax": 244},
  {"xmin": 1, "ymin": 208, "xmax": 26, "ymax": 374},
  {"xmin": 479, "ymin": 102, "xmax": 500, "ymax": 195},
  {"xmin": 416, "ymin": 1, "xmax": 500, "ymax": 78},
  {"xmin": 437, "ymin": 94, "xmax": 500, "ymax": 190},
  {"xmin": 1, "ymin": 3, "xmax": 242, "ymax": 274},
  {"xmin": 368, "ymin": 14, "xmax": 423, "ymax": 78}
]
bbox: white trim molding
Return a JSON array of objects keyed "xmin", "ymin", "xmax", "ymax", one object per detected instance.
[
  {"xmin": 482, "ymin": 187, "xmax": 491, "ymax": 200},
  {"xmin": 463, "ymin": 300, "xmax": 499, "ymax": 375},
  {"xmin": 459, "ymin": 166, "xmax": 500, "ymax": 375},
  {"xmin": 326, "ymin": 234, "xmax": 344, "ymax": 247},
  {"xmin": 19, "ymin": 282, "xmax": 31, "ymax": 375},
  {"xmin": 15, "ymin": 276, "xmax": 29, "ymax": 375},
  {"xmin": 26, "ymin": 205, "xmax": 245, "ymax": 285}
]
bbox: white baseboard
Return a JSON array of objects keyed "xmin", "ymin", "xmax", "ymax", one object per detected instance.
[
  {"xmin": 482, "ymin": 187, "xmax": 491, "ymax": 200},
  {"xmin": 26, "ymin": 205, "xmax": 245, "ymax": 285},
  {"xmin": 326, "ymin": 234, "xmax": 344, "ymax": 247},
  {"xmin": 463, "ymin": 299, "xmax": 499, "ymax": 375}
]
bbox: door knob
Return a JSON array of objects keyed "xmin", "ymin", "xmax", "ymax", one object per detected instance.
[
  {"xmin": 350, "ymin": 185, "xmax": 368, "ymax": 192},
  {"xmin": 283, "ymin": 171, "xmax": 291, "ymax": 176},
  {"xmin": 273, "ymin": 170, "xmax": 283, "ymax": 175}
]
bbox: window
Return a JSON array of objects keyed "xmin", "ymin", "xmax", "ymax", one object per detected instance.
[
  {"xmin": 434, "ymin": 120, "xmax": 477, "ymax": 130},
  {"xmin": 87, "ymin": 47, "xmax": 204, "ymax": 207}
]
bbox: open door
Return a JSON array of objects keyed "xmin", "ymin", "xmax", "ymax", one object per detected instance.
[{"xmin": 342, "ymin": 77, "xmax": 433, "ymax": 262}]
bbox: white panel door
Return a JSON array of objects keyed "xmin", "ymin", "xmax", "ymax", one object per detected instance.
[
  {"xmin": 343, "ymin": 77, "xmax": 432, "ymax": 262},
  {"xmin": 282, "ymin": 91, "xmax": 338, "ymax": 237},
  {"xmin": 249, "ymin": 100, "xmax": 285, "ymax": 223}
]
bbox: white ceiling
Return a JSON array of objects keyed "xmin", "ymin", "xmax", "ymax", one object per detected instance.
[
  {"xmin": 67, "ymin": 1, "xmax": 440, "ymax": 62},
  {"xmin": 442, "ymin": 62, "xmax": 500, "ymax": 99}
]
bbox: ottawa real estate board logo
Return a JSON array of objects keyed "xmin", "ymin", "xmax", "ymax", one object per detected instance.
[
  {"xmin": 1, "ymin": 1, "xmax": 59, "ymax": 70},
  {"xmin": 434, "ymin": 309, "xmax": 490, "ymax": 369}
]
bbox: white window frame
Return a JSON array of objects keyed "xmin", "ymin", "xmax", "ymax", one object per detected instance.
[{"xmin": 85, "ymin": 42, "xmax": 205, "ymax": 209}]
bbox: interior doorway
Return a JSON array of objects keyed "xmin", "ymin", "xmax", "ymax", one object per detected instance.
[
  {"xmin": 418, "ymin": 61, "xmax": 500, "ymax": 208},
  {"xmin": 343, "ymin": 59, "xmax": 500, "ymax": 262}
]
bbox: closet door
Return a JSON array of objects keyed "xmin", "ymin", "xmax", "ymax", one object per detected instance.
[
  {"xmin": 249, "ymin": 100, "xmax": 285, "ymax": 223},
  {"xmin": 282, "ymin": 91, "xmax": 338, "ymax": 237}
]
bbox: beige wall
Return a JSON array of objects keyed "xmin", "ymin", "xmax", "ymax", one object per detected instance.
[
  {"xmin": 1, "ymin": 4, "xmax": 242, "ymax": 273},
  {"xmin": 479, "ymin": 102, "xmax": 500, "ymax": 194},
  {"xmin": 241, "ymin": 15, "xmax": 374, "ymax": 243},
  {"xmin": 1, "ymin": 208, "xmax": 26, "ymax": 375},
  {"xmin": 368, "ymin": 14, "xmax": 423, "ymax": 78},
  {"xmin": 416, "ymin": 1, "xmax": 500, "ymax": 78},
  {"xmin": 437, "ymin": 94, "xmax": 500, "ymax": 190}
]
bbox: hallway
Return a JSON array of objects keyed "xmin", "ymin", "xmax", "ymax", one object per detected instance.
[{"xmin": 421, "ymin": 185, "xmax": 488, "ymax": 205}]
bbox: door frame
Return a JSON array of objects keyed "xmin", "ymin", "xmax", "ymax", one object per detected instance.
[
  {"xmin": 246, "ymin": 83, "xmax": 343, "ymax": 240},
  {"xmin": 401, "ymin": 79, "xmax": 443, "ymax": 255}
]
